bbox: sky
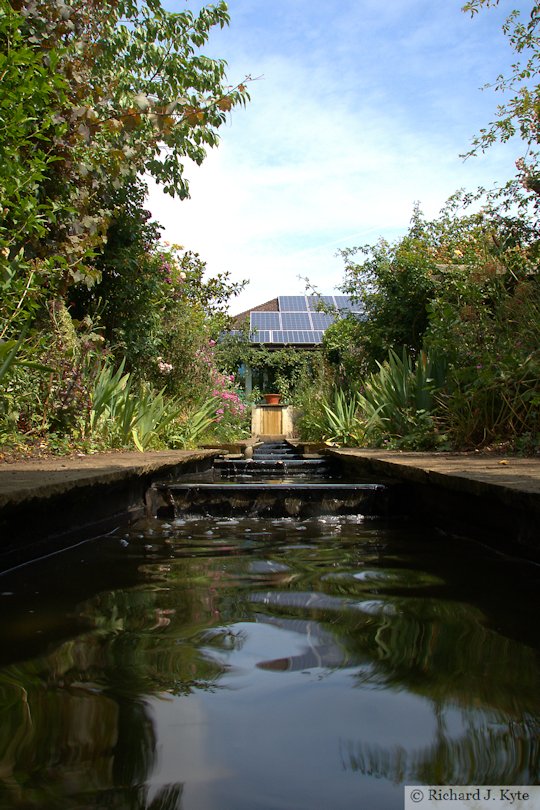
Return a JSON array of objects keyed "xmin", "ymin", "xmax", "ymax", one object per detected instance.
[{"xmin": 147, "ymin": 0, "xmax": 528, "ymax": 314}]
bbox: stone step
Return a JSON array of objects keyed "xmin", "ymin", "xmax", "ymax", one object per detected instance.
[
  {"xmin": 253, "ymin": 445, "xmax": 298, "ymax": 451},
  {"xmin": 214, "ymin": 459, "xmax": 332, "ymax": 474},
  {"xmin": 252, "ymin": 453, "xmax": 299, "ymax": 459},
  {"xmin": 151, "ymin": 481, "xmax": 397, "ymax": 518}
]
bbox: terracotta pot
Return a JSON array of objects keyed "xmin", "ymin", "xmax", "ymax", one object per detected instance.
[{"xmin": 263, "ymin": 393, "xmax": 281, "ymax": 405}]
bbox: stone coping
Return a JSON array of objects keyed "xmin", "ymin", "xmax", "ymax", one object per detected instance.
[
  {"xmin": 1, "ymin": 446, "xmax": 539, "ymax": 564},
  {"xmin": 327, "ymin": 448, "xmax": 540, "ymax": 503},
  {"xmin": 0, "ymin": 449, "xmax": 221, "ymax": 509},
  {"xmin": 1, "ymin": 446, "xmax": 538, "ymax": 510}
]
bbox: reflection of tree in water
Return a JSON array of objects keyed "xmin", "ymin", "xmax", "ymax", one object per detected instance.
[
  {"xmin": 0, "ymin": 565, "xmax": 227, "ymax": 810},
  {"xmin": 346, "ymin": 600, "xmax": 540, "ymax": 715},
  {"xmin": 248, "ymin": 588, "xmax": 540, "ymax": 784},
  {"xmin": 340, "ymin": 710, "xmax": 540, "ymax": 785},
  {"xmin": 250, "ymin": 589, "xmax": 540, "ymax": 714},
  {"xmin": 1, "ymin": 519, "xmax": 539, "ymax": 804},
  {"xmin": 0, "ymin": 669, "xmax": 185, "ymax": 809},
  {"xmin": 82, "ymin": 782, "xmax": 184, "ymax": 810}
]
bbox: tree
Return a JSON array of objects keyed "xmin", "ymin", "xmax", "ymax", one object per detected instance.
[
  {"xmin": 0, "ymin": 1, "xmax": 251, "ymax": 451},
  {"xmin": 462, "ymin": 0, "xmax": 540, "ymax": 209},
  {"xmin": 0, "ymin": 3, "xmax": 70, "ymax": 333},
  {"xmin": 1, "ymin": 0, "xmax": 250, "ymax": 307},
  {"xmin": 337, "ymin": 206, "xmax": 438, "ymax": 372}
]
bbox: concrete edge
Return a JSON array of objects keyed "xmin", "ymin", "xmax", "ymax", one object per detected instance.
[
  {"xmin": 327, "ymin": 448, "xmax": 540, "ymax": 560},
  {"xmin": 0, "ymin": 450, "xmax": 221, "ymax": 510},
  {"xmin": 0, "ymin": 450, "xmax": 221, "ymax": 572},
  {"xmin": 327, "ymin": 449, "xmax": 540, "ymax": 506}
]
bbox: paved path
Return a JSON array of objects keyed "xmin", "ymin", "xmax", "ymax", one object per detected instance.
[
  {"xmin": 1, "ymin": 447, "xmax": 538, "ymax": 507},
  {"xmin": 0, "ymin": 449, "xmax": 220, "ymax": 509},
  {"xmin": 329, "ymin": 448, "xmax": 540, "ymax": 498}
]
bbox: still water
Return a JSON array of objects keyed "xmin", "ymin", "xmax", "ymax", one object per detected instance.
[{"xmin": 0, "ymin": 514, "xmax": 539, "ymax": 809}]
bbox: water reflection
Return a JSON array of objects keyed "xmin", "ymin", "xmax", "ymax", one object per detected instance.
[
  {"xmin": 340, "ymin": 710, "xmax": 540, "ymax": 784},
  {"xmin": 0, "ymin": 515, "xmax": 538, "ymax": 809}
]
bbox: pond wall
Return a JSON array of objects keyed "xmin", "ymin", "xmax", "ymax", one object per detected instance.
[
  {"xmin": 0, "ymin": 446, "xmax": 539, "ymax": 572},
  {"xmin": 329, "ymin": 448, "xmax": 540, "ymax": 562},
  {"xmin": 0, "ymin": 450, "xmax": 218, "ymax": 572}
]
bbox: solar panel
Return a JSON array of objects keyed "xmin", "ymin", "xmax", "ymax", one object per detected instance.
[
  {"xmin": 307, "ymin": 295, "xmax": 322, "ymax": 311},
  {"xmin": 281, "ymin": 312, "xmax": 311, "ymax": 330},
  {"xmin": 307, "ymin": 295, "xmax": 336, "ymax": 311},
  {"xmin": 310, "ymin": 312, "xmax": 334, "ymax": 330},
  {"xmin": 334, "ymin": 295, "xmax": 362, "ymax": 311},
  {"xmin": 263, "ymin": 330, "xmax": 320, "ymax": 344},
  {"xmin": 286, "ymin": 330, "xmax": 317, "ymax": 343},
  {"xmin": 321, "ymin": 295, "xmax": 337, "ymax": 309},
  {"xmin": 268, "ymin": 331, "xmax": 287, "ymax": 343},
  {"xmin": 250, "ymin": 330, "xmax": 271, "ymax": 343},
  {"xmin": 251, "ymin": 311, "xmax": 281, "ymax": 329},
  {"xmin": 278, "ymin": 295, "xmax": 308, "ymax": 311},
  {"xmin": 243, "ymin": 294, "xmax": 354, "ymax": 345}
]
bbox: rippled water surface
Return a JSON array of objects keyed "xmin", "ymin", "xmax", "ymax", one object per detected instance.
[{"xmin": 0, "ymin": 515, "xmax": 539, "ymax": 810}]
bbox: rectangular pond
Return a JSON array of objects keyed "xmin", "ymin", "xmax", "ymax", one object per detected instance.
[{"xmin": 0, "ymin": 512, "xmax": 539, "ymax": 809}]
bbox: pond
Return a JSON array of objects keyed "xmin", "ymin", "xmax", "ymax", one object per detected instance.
[{"xmin": 0, "ymin": 512, "xmax": 539, "ymax": 809}]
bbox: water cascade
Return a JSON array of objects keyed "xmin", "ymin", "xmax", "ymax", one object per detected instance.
[{"xmin": 150, "ymin": 440, "xmax": 402, "ymax": 519}]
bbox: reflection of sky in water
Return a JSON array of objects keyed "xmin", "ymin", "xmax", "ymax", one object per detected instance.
[
  {"xmin": 147, "ymin": 620, "xmax": 424, "ymax": 810},
  {"xmin": 0, "ymin": 514, "xmax": 538, "ymax": 810},
  {"xmin": 145, "ymin": 609, "xmax": 537, "ymax": 808}
]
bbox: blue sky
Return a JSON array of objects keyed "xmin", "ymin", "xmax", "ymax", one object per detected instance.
[{"xmin": 147, "ymin": 0, "xmax": 528, "ymax": 313}]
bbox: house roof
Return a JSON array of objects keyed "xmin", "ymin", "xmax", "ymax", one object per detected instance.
[
  {"xmin": 229, "ymin": 294, "xmax": 364, "ymax": 347},
  {"xmin": 232, "ymin": 298, "xmax": 278, "ymax": 328}
]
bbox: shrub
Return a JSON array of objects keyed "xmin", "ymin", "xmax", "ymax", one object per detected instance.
[{"xmin": 358, "ymin": 348, "xmax": 448, "ymax": 449}]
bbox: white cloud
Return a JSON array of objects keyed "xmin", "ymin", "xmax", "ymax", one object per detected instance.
[{"xmin": 149, "ymin": 1, "xmax": 524, "ymax": 313}]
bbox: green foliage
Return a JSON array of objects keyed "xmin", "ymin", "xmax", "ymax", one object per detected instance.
[
  {"xmin": 71, "ymin": 187, "xmax": 245, "ymax": 401},
  {"xmin": 358, "ymin": 348, "xmax": 447, "ymax": 449},
  {"xmin": 0, "ymin": 0, "xmax": 252, "ymax": 455},
  {"xmin": 322, "ymin": 315, "xmax": 366, "ymax": 384},
  {"xmin": 321, "ymin": 389, "xmax": 365, "ymax": 446},
  {"xmin": 439, "ymin": 354, "xmax": 540, "ymax": 448},
  {"xmin": 0, "ymin": 324, "xmax": 52, "ymax": 439},
  {"xmin": 204, "ymin": 413, "xmax": 251, "ymax": 444},
  {"xmin": 338, "ymin": 205, "xmax": 438, "ymax": 373},
  {"xmin": 0, "ymin": 324, "xmax": 48, "ymax": 384},
  {"xmin": 166, "ymin": 396, "xmax": 219, "ymax": 449},
  {"xmin": 216, "ymin": 332, "xmax": 319, "ymax": 405},
  {"xmin": 1, "ymin": 0, "xmax": 250, "ymax": 295},
  {"xmin": 331, "ymin": 190, "xmax": 539, "ymax": 452},
  {"xmin": 89, "ymin": 360, "xmax": 130, "ymax": 434},
  {"xmin": 89, "ymin": 360, "xmax": 184, "ymax": 451},
  {"xmin": 131, "ymin": 388, "xmax": 183, "ymax": 452},
  {"xmin": 430, "ymin": 276, "xmax": 540, "ymax": 448},
  {"xmin": 0, "ymin": 4, "xmax": 69, "ymax": 334},
  {"xmin": 462, "ymin": 0, "xmax": 540, "ymax": 212}
]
